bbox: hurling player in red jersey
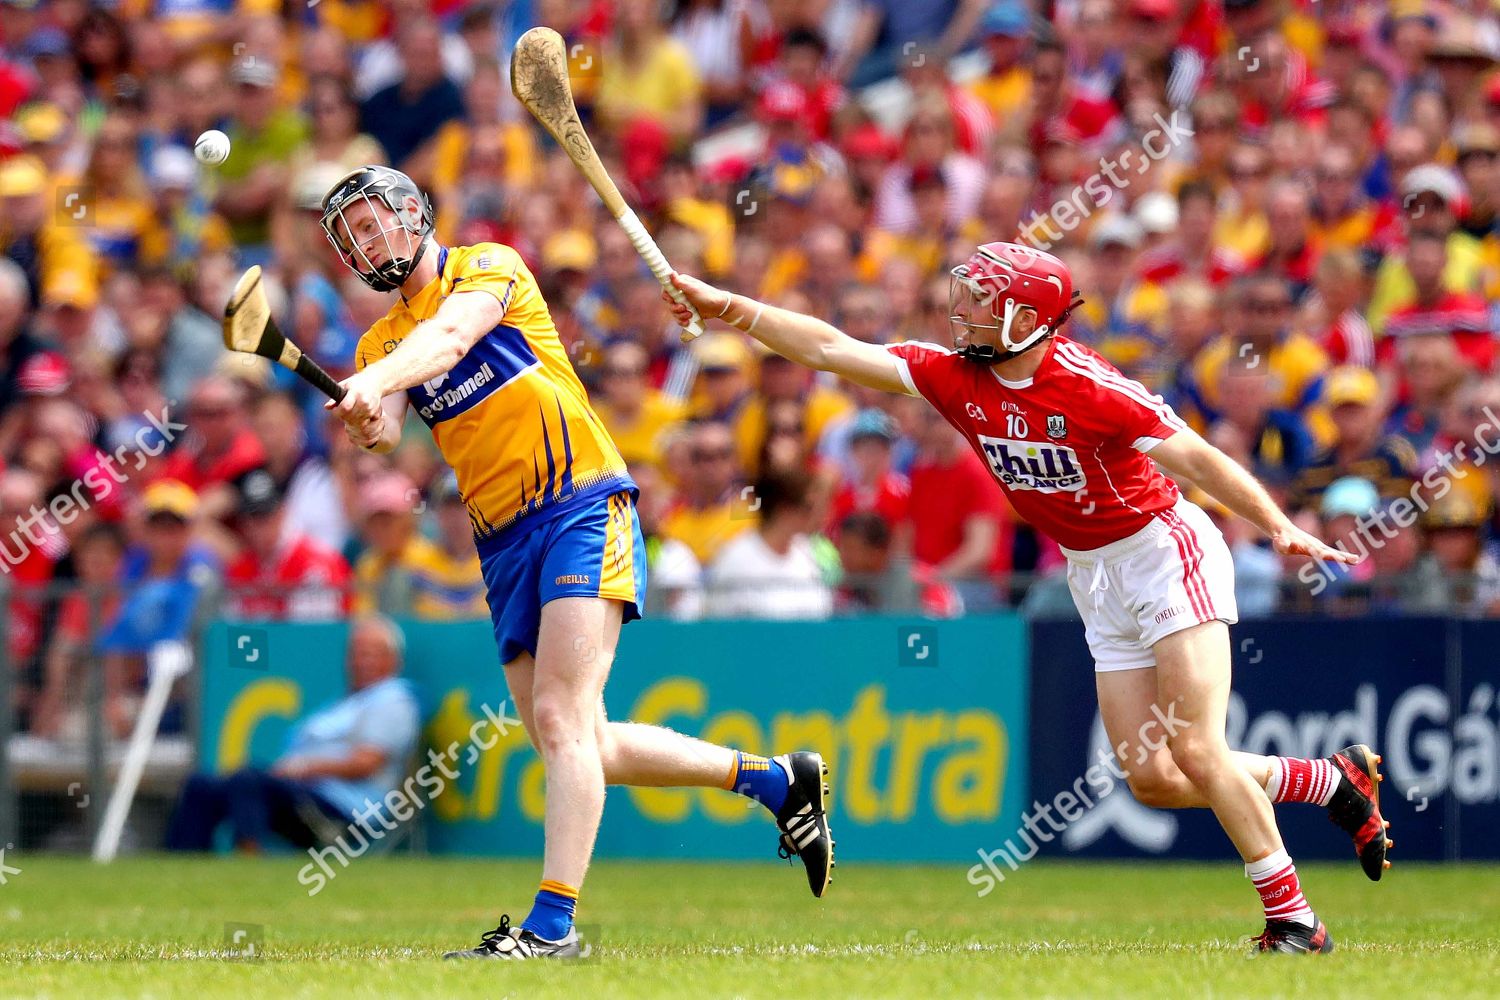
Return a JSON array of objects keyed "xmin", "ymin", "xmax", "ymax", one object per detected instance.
[{"xmin": 666, "ymin": 243, "xmax": 1392, "ymax": 954}]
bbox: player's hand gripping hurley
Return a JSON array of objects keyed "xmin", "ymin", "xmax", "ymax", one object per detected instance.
[{"xmin": 510, "ymin": 26, "xmax": 703, "ymax": 341}]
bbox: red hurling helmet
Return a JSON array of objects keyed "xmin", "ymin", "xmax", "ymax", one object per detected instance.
[{"xmin": 948, "ymin": 242, "xmax": 1081, "ymax": 362}]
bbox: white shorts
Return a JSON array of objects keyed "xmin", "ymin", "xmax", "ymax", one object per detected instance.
[{"xmin": 1062, "ymin": 498, "xmax": 1239, "ymax": 673}]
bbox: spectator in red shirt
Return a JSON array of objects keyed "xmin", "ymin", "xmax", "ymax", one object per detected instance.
[
  {"xmin": 224, "ymin": 467, "xmax": 350, "ymax": 621},
  {"xmin": 828, "ymin": 408, "xmax": 911, "ymax": 537},
  {"xmin": 771, "ymin": 28, "xmax": 846, "ymax": 143},
  {"xmin": 30, "ymin": 521, "xmax": 125, "ymax": 739},
  {"xmin": 1381, "ymin": 231, "xmax": 1495, "ymax": 378},
  {"xmin": 157, "ymin": 375, "xmax": 266, "ymax": 515},
  {"xmin": 1307, "ymin": 248, "xmax": 1376, "ymax": 368},
  {"xmin": 907, "ymin": 404, "xmax": 1012, "ymax": 610},
  {"xmin": 1136, "ymin": 181, "xmax": 1246, "ymax": 287},
  {"xmin": 1, "ymin": 466, "xmax": 58, "ymax": 729},
  {"xmin": 1248, "ymin": 177, "xmax": 1319, "ymax": 297},
  {"xmin": 1224, "ymin": 27, "xmax": 1336, "ymax": 136},
  {"xmin": 1028, "ymin": 37, "xmax": 1122, "ymax": 155},
  {"xmin": 900, "ymin": 39, "xmax": 994, "ymax": 158}
]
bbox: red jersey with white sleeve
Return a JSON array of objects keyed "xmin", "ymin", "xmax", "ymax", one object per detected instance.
[{"xmin": 885, "ymin": 335, "xmax": 1186, "ymax": 551}]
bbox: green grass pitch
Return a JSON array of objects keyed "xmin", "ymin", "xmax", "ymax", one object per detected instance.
[{"xmin": 1, "ymin": 856, "xmax": 1496, "ymax": 998}]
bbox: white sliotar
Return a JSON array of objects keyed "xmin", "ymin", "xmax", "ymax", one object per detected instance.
[{"xmin": 616, "ymin": 208, "xmax": 703, "ymax": 339}]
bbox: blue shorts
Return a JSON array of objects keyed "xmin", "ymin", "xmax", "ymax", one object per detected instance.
[{"xmin": 478, "ymin": 490, "xmax": 647, "ymax": 665}]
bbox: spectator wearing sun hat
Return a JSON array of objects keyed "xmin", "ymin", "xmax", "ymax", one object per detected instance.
[
  {"xmin": 218, "ymin": 58, "xmax": 309, "ymax": 260},
  {"xmin": 1291, "ymin": 366, "xmax": 1419, "ymax": 513},
  {"xmin": 1410, "ymin": 475, "xmax": 1500, "ymax": 616},
  {"xmin": 13, "ymin": 101, "xmax": 81, "ymax": 177},
  {"xmin": 687, "ymin": 330, "xmax": 754, "ymax": 419},
  {"xmin": 1368, "ymin": 164, "xmax": 1489, "ymax": 335},
  {"xmin": 0, "ymin": 153, "xmax": 99, "ymax": 312},
  {"xmin": 1308, "ymin": 475, "xmax": 1382, "ymax": 609},
  {"xmin": 96, "ymin": 479, "xmax": 221, "ymax": 737},
  {"xmin": 1454, "ymin": 122, "xmax": 1500, "ymax": 242}
]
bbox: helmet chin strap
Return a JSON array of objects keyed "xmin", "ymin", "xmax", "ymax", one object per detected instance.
[
  {"xmin": 956, "ymin": 332, "xmax": 1053, "ymax": 365},
  {"xmin": 385, "ymin": 233, "xmax": 433, "ymax": 295}
]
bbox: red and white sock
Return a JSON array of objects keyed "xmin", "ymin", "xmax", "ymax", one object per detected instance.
[
  {"xmin": 1246, "ymin": 848, "xmax": 1315, "ymax": 927},
  {"xmin": 1265, "ymin": 757, "xmax": 1338, "ymax": 806}
]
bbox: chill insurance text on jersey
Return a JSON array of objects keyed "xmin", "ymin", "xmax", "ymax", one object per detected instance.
[{"xmin": 887, "ymin": 334, "xmax": 1187, "ymax": 552}]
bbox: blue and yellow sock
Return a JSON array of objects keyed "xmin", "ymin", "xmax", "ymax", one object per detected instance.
[
  {"xmin": 725, "ymin": 751, "xmax": 790, "ymax": 813},
  {"xmin": 520, "ymin": 880, "xmax": 578, "ymax": 942}
]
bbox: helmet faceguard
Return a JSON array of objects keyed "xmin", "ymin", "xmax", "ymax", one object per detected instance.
[
  {"xmin": 948, "ymin": 242, "xmax": 1082, "ymax": 364},
  {"xmin": 320, "ymin": 166, "xmax": 435, "ymax": 292}
]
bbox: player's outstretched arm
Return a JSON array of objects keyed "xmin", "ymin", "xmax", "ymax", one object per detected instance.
[
  {"xmin": 1151, "ymin": 428, "xmax": 1360, "ymax": 564},
  {"xmin": 665, "ymin": 272, "xmax": 911, "ymax": 395}
]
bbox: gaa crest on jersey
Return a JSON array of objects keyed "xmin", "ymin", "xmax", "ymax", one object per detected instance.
[
  {"xmin": 977, "ymin": 435, "xmax": 1086, "ymax": 493},
  {"xmin": 1046, "ymin": 414, "xmax": 1067, "ymax": 440}
]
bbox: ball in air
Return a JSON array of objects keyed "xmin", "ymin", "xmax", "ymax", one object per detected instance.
[{"xmin": 194, "ymin": 129, "xmax": 231, "ymax": 166}]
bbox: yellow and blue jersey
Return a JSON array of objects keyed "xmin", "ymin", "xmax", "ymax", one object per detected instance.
[
  {"xmin": 356, "ymin": 244, "xmax": 644, "ymax": 662},
  {"xmin": 354, "ymin": 243, "xmax": 635, "ymax": 544}
]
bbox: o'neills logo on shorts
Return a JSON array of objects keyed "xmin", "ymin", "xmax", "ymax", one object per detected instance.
[
  {"xmin": 418, "ymin": 362, "xmax": 496, "ymax": 419},
  {"xmin": 555, "ymin": 574, "xmax": 591, "ymax": 585},
  {"xmin": 977, "ymin": 436, "xmax": 1086, "ymax": 493}
]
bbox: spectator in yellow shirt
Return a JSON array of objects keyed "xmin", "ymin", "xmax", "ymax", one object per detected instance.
[
  {"xmin": 1367, "ymin": 164, "xmax": 1491, "ymax": 334},
  {"xmin": 1178, "ymin": 273, "xmax": 1333, "ymax": 436},
  {"xmin": 71, "ymin": 114, "xmax": 157, "ymax": 275},
  {"xmin": 431, "ymin": 58, "xmax": 538, "ymax": 244},
  {"xmin": 1216, "ymin": 143, "xmax": 1272, "ymax": 262},
  {"xmin": 352, "ymin": 471, "xmax": 447, "ymax": 617},
  {"xmin": 687, "ymin": 332, "xmax": 755, "ymax": 443},
  {"xmin": 660, "ymin": 155, "xmax": 734, "ymax": 278},
  {"xmin": 1309, "ymin": 143, "xmax": 1398, "ymax": 253},
  {"xmin": 966, "ymin": 2, "xmax": 1033, "ymax": 142},
  {"xmin": 593, "ymin": 0, "xmax": 703, "ymax": 143},
  {"xmin": 0, "ymin": 155, "xmax": 99, "ymax": 310},
  {"xmin": 410, "ymin": 473, "xmax": 489, "ymax": 621},
  {"xmin": 659, "ymin": 420, "xmax": 754, "ymax": 565},
  {"xmin": 735, "ymin": 317, "xmax": 854, "ymax": 477},
  {"xmin": 141, "ymin": 146, "xmax": 233, "ymax": 272},
  {"xmin": 594, "ymin": 341, "xmax": 685, "ymax": 472}
]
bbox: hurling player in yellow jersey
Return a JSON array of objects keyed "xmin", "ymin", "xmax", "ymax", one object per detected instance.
[{"xmin": 320, "ymin": 167, "xmax": 833, "ymax": 959}]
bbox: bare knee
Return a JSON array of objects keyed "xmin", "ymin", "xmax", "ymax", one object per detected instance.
[
  {"xmin": 1168, "ymin": 734, "xmax": 1230, "ymax": 788},
  {"xmin": 530, "ymin": 697, "xmax": 594, "ymax": 761}
]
